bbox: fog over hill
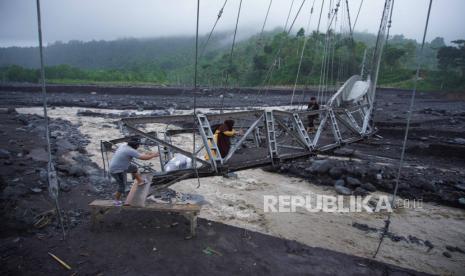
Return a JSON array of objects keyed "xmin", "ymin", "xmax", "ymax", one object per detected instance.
[{"xmin": 0, "ymin": 30, "xmax": 439, "ymax": 70}]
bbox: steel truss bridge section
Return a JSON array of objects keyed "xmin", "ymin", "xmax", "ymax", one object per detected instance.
[{"xmin": 101, "ymin": 81, "xmax": 376, "ymax": 188}]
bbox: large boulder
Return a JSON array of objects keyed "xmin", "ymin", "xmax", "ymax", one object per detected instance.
[
  {"xmin": 68, "ymin": 165, "xmax": 87, "ymax": 177},
  {"xmin": 458, "ymin": 198, "xmax": 465, "ymax": 206},
  {"xmin": 306, "ymin": 159, "xmax": 332, "ymax": 175},
  {"xmin": 354, "ymin": 187, "xmax": 369, "ymax": 196},
  {"xmin": 329, "ymin": 167, "xmax": 344, "ymax": 179},
  {"xmin": 27, "ymin": 148, "xmax": 49, "ymax": 162},
  {"xmin": 455, "ymin": 183, "xmax": 465, "ymax": 191},
  {"xmin": 58, "ymin": 164, "xmax": 87, "ymax": 177},
  {"xmin": 350, "ymin": 165, "xmax": 367, "ymax": 178},
  {"xmin": 376, "ymin": 181, "xmax": 394, "ymax": 191},
  {"xmin": 56, "ymin": 139, "xmax": 78, "ymax": 152},
  {"xmin": 59, "ymin": 181, "xmax": 71, "ymax": 192},
  {"xmin": 0, "ymin": 149, "xmax": 11, "ymax": 159},
  {"xmin": 422, "ymin": 181, "xmax": 437, "ymax": 192},
  {"xmin": 346, "ymin": 176, "xmax": 362, "ymax": 187},
  {"xmin": 335, "ymin": 185, "xmax": 352, "ymax": 195},
  {"xmin": 334, "ymin": 179, "xmax": 345, "ymax": 187},
  {"xmin": 361, "ymin": 182, "xmax": 377, "ymax": 192},
  {"xmin": 452, "ymin": 138, "xmax": 465, "ymax": 145}
]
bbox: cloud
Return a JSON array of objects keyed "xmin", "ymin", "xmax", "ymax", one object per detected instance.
[{"xmin": 0, "ymin": 0, "xmax": 464, "ymax": 47}]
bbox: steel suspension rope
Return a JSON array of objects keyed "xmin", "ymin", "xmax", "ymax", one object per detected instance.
[
  {"xmin": 373, "ymin": 0, "xmax": 433, "ymax": 259},
  {"xmin": 385, "ymin": 0, "xmax": 395, "ymax": 46},
  {"xmin": 336, "ymin": 0, "xmax": 345, "ymax": 84},
  {"xmin": 287, "ymin": 0, "xmax": 308, "ymax": 35},
  {"xmin": 316, "ymin": 0, "xmax": 326, "ymax": 33},
  {"xmin": 352, "ymin": 0, "xmax": 364, "ymax": 31},
  {"xmin": 325, "ymin": 0, "xmax": 335, "ymax": 96},
  {"xmin": 317, "ymin": 0, "xmax": 340, "ymax": 106},
  {"xmin": 200, "ymin": 0, "xmax": 229, "ymax": 58},
  {"xmin": 35, "ymin": 0, "xmax": 66, "ymax": 240},
  {"xmin": 220, "ymin": 0, "xmax": 243, "ymax": 113},
  {"xmin": 236, "ymin": 0, "xmax": 272, "ymax": 102},
  {"xmin": 252, "ymin": 0, "xmax": 301, "ymax": 102},
  {"xmin": 329, "ymin": 1, "xmax": 342, "ymax": 93},
  {"xmin": 345, "ymin": 0, "xmax": 358, "ymax": 77},
  {"xmin": 284, "ymin": 0, "xmax": 296, "ymax": 32},
  {"xmin": 295, "ymin": 0, "xmax": 319, "ymax": 110},
  {"xmin": 252, "ymin": 0, "xmax": 307, "ymax": 108},
  {"xmin": 329, "ymin": 9, "xmax": 338, "ymax": 92},
  {"xmin": 251, "ymin": 0, "xmax": 298, "ymax": 106},
  {"xmin": 290, "ymin": 0, "xmax": 317, "ymax": 107},
  {"xmin": 192, "ymin": 0, "xmax": 201, "ymax": 188},
  {"xmin": 320, "ymin": 0, "xmax": 334, "ymax": 102},
  {"xmin": 297, "ymin": 0, "xmax": 354, "ymax": 109},
  {"xmin": 319, "ymin": 0, "xmax": 336, "ymax": 101},
  {"xmin": 258, "ymin": 0, "xmax": 273, "ymax": 44},
  {"xmin": 344, "ymin": 0, "xmax": 353, "ymax": 37},
  {"xmin": 297, "ymin": 0, "xmax": 328, "ymax": 110},
  {"xmin": 243, "ymin": 0, "xmax": 273, "ymax": 63},
  {"xmin": 327, "ymin": 0, "xmax": 341, "ymax": 98},
  {"xmin": 247, "ymin": 0, "xmax": 273, "ymax": 77}
]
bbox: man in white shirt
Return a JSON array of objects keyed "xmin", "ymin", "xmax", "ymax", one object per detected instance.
[{"xmin": 109, "ymin": 138, "xmax": 159, "ymax": 204}]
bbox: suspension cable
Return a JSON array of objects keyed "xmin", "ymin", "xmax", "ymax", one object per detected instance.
[
  {"xmin": 252, "ymin": 0, "xmax": 307, "ymax": 107},
  {"xmin": 345, "ymin": 0, "xmax": 353, "ymax": 37},
  {"xmin": 192, "ymin": 0, "xmax": 201, "ymax": 188},
  {"xmin": 373, "ymin": 0, "xmax": 433, "ymax": 259},
  {"xmin": 352, "ymin": 0, "xmax": 364, "ymax": 31},
  {"xmin": 316, "ymin": 0, "xmax": 326, "ymax": 33},
  {"xmin": 318, "ymin": 0, "xmax": 340, "ymax": 106},
  {"xmin": 36, "ymin": 0, "xmax": 52, "ymax": 185},
  {"xmin": 385, "ymin": 0, "xmax": 395, "ymax": 46},
  {"xmin": 330, "ymin": 9, "xmax": 338, "ymax": 91},
  {"xmin": 227, "ymin": 0, "xmax": 243, "ymax": 84},
  {"xmin": 259, "ymin": 0, "xmax": 273, "ymax": 43},
  {"xmin": 220, "ymin": 0, "xmax": 243, "ymax": 112},
  {"xmin": 35, "ymin": 0, "xmax": 66, "ymax": 240},
  {"xmin": 284, "ymin": 0, "xmax": 296, "ymax": 31},
  {"xmin": 194, "ymin": 1, "xmax": 200, "ymax": 93},
  {"xmin": 287, "ymin": 0, "xmax": 307, "ymax": 34},
  {"xmin": 290, "ymin": 0, "xmax": 317, "ymax": 107},
  {"xmin": 200, "ymin": 0, "xmax": 228, "ymax": 58}
]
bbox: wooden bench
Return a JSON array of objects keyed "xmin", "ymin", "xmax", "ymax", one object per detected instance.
[{"xmin": 89, "ymin": 199, "xmax": 201, "ymax": 237}]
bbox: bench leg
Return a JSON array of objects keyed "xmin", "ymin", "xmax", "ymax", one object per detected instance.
[
  {"xmin": 91, "ymin": 207, "xmax": 98, "ymax": 231},
  {"xmin": 190, "ymin": 214, "xmax": 197, "ymax": 237},
  {"xmin": 91, "ymin": 207, "xmax": 110, "ymax": 231},
  {"xmin": 183, "ymin": 212, "xmax": 198, "ymax": 237}
]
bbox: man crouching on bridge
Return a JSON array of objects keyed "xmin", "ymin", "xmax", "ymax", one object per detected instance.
[{"xmin": 109, "ymin": 138, "xmax": 159, "ymax": 205}]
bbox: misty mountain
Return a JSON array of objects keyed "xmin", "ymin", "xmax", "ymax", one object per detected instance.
[
  {"xmin": 0, "ymin": 32, "xmax": 243, "ymax": 70},
  {"xmin": 0, "ymin": 29, "xmax": 458, "ymax": 91},
  {"xmin": 0, "ymin": 30, "xmax": 439, "ymax": 72}
]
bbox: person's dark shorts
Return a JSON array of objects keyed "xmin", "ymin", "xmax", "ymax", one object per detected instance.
[
  {"xmin": 111, "ymin": 164, "xmax": 138, "ymax": 193},
  {"xmin": 307, "ymin": 115, "xmax": 317, "ymax": 128}
]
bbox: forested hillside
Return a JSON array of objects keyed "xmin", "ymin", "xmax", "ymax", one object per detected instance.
[{"xmin": 0, "ymin": 29, "xmax": 463, "ymax": 91}]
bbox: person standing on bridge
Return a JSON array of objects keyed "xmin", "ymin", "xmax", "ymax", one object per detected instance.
[
  {"xmin": 216, "ymin": 119, "xmax": 237, "ymax": 157},
  {"xmin": 205, "ymin": 119, "xmax": 242, "ymax": 160},
  {"xmin": 307, "ymin": 97, "xmax": 320, "ymax": 133},
  {"xmin": 109, "ymin": 138, "xmax": 159, "ymax": 205}
]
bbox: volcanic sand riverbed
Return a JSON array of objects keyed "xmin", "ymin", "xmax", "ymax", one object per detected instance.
[{"xmin": 17, "ymin": 106, "xmax": 465, "ymax": 275}]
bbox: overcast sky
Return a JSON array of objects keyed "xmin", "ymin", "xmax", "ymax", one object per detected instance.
[{"xmin": 0, "ymin": 0, "xmax": 464, "ymax": 48}]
